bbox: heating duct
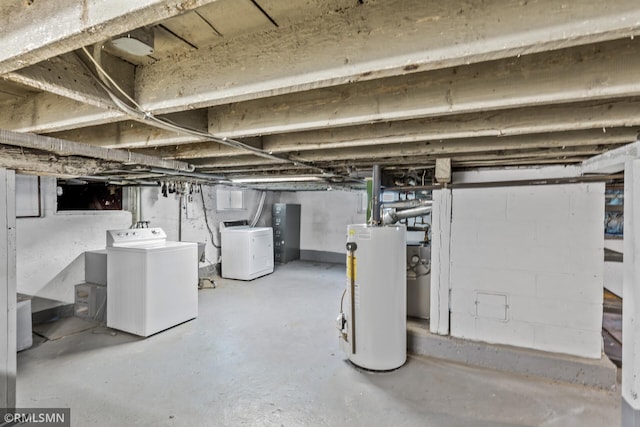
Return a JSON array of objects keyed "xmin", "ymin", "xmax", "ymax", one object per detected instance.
[
  {"xmin": 371, "ymin": 165, "xmax": 432, "ymax": 225},
  {"xmin": 383, "ymin": 204, "xmax": 432, "ymax": 225}
]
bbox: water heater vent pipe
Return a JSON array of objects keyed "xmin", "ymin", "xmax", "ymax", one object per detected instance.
[
  {"xmin": 371, "ymin": 165, "xmax": 382, "ymax": 226},
  {"xmin": 383, "ymin": 204, "xmax": 432, "ymax": 225}
]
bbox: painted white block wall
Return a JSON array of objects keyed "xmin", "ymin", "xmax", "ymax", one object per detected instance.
[
  {"xmin": 429, "ymin": 189, "xmax": 452, "ymax": 335},
  {"xmin": 16, "ymin": 177, "xmax": 131, "ymax": 303},
  {"xmin": 139, "ymin": 185, "xmax": 276, "ymax": 268},
  {"xmin": 604, "ymin": 262, "xmax": 623, "ymax": 297},
  {"xmin": 279, "ymin": 190, "xmax": 365, "ymax": 256},
  {"xmin": 605, "ymin": 239, "xmax": 624, "ymax": 253},
  {"xmin": 448, "ymin": 183, "xmax": 604, "ymax": 358},
  {"xmin": 603, "ymin": 238, "xmax": 623, "ymax": 297},
  {"xmin": 16, "ymin": 181, "xmax": 275, "ymax": 303},
  {"xmin": 622, "ymin": 159, "xmax": 640, "ymax": 415}
]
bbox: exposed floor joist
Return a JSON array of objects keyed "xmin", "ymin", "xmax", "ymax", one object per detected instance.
[
  {"xmin": 133, "ymin": 128, "xmax": 636, "ymax": 163},
  {"xmin": 17, "ymin": 38, "xmax": 640, "ymax": 150},
  {"xmin": 3, "ymin": 52, "xmax": 133, "ymax": 111},
  {"xmin": 36, "ymin": 98, "xmax": 640, "ymax": 163},
  {"xmin": 204, "ymin": 38, "xmax": 640, "ymax": 138},
  {"xmin": 0, "ymin": 0, "xmax": 221, "ymax": 74},
  {"xmin": 2, "ymin": 0, "xmax": 640, "ymax": 186},
  {"xmin": 0, "ymin": 130, "xmax": 194, "ymax": 178},
  {"xmin": 135, "ymin": 0, "xmax": 640, "ymax": 115}
]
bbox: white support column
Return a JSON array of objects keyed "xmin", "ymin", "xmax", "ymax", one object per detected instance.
[
  {"xmin": 430, "ymin": 188, "xmax": 452, "ymax": 335},
  {"xmin": 0, "ymin": 169, "xmax": 16, "ymax": 409},
  {"xmin": 623, "ymin": 159, "xmax": 640, "ymax": 426}
]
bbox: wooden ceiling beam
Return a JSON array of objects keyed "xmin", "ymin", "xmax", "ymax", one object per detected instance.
[
  {"xmin": 136, "ymin": 0, "xmax": 640, "ymax": 115},
  {"xmin": 0, "ymin": 145, "xmax": 121, "ymax": 177},
  {"xmin": 0, "ymin": 0, "xmax": 222, "ymax": 74},
  {"xmin": 0, "ymin": 92, "xmax": 122, "ymax": 134},
  {"xmin": 290, "ymin": 129, "xmax": 635, "ymax": 162},
  {"xmin": 59, "ymin": 98, "xmax": 640, "ymax": 157},
  {"xmin": 4, "ymin": 53, "xmax": 118, "ymax": 110},
  {"xmin": 137, "ymin": 128, "xmax": 637, "ymax": 164},
  {"xmin": 46, "ymin": 110, "xmax": 211, "ymax": 149},
  {"xmin": 204, "ymin": 39, "xmax": 640, "ymax": 138},
  {"xmin": 260, "ymin": 99, "xmax": 640, "ymax": 153}
]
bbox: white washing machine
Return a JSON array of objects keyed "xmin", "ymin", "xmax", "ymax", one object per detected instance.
[
  {"xmin": 221, "ymin": 225, "xmax": 274, "ymax": 280},
  {"xmin": 106, "ymin": 228, "xmax": 198, "ymax": 337}
]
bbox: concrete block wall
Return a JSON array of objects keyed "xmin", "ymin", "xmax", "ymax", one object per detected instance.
[
  {"xmin": 140, "ymin": 185, "xmax": 276, "ymax": 268},
  {"xmin": 449, "ymin": 183, "xmax": 604, "ymax": 359},
  {"xmin": 17, "ymin": 177, "xmax": 132, "ymax": 303},
  {"xmin": 279, "ymin": 190, "xmax": 365, "ymax": 261},
  {"xmin": 604, "ymin": 262, "xmax": 623, "ymax": 297},
  {"xmin": 604, "ymin": 239, "xmax": 623, "ymax": 297}
]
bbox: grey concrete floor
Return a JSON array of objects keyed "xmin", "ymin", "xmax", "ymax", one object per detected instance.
[{"xmin": 19, "ymin": 261, "xmax": 619, "ymax": 426}]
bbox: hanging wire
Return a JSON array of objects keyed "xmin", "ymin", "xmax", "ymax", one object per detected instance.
[
  {"xmin": 78, "ymin": 47, "xmax": 327, "ymax": 171},
  {"xmin": 199, "ymin": 184, "xmax": 221, "ymax": 249}
]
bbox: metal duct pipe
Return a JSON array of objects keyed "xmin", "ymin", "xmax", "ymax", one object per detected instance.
[
  {"xmin": 147, "ymin": 168, "xmax": 224, "ymax": 181},
  {"xmin": 178, "ymin": 195, "xmax": 183, "ymax": 241},
  {"xmin": 381, "ymin": 199, "xmax": 433, "ymax": 209},
  {"xmin": 372, "ymin": 165, "xmax": 382, "ymax": 225},
  {"xmin": 383, "ymin": 205, "xmax": 432, "ymax": 225}
]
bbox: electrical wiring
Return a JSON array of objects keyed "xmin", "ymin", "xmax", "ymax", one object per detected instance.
[
  {"xmin": 249, "ymin": 191, "xmax": 266, "ymax": 227},
  {"xmin": 199, "ymin": 184, "xmax": 221, "ymax": 249},
  {"xmin": 81, "ymin": 46, "xmax": 143, "ymax": 110},
  {"xmin": 79, "ymin": 47, "xmax": 327, "ymax": 171}
]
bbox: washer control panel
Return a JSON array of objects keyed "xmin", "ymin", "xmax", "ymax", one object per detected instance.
[{"xmin": 106, "ymin": 228, "xmax": 167, "ymax": 247}]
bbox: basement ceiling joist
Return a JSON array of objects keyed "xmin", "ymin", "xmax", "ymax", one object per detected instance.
[
  {"xmin": 135, "ymin": 0, "xmax": 640, "ymax": 115},
  {"xmin": 36, "ymin": 97, "xmax": 640, "ymax": 157},
  {"xmin": 4, "ymin": 53, "xmax": 132, "ymax": 111},
  {"xmin": 203, "ymin": 39, "xmax": 640, "ymax": 138},
  {"xmin": 0, "ymin": 129, "xmax": 199, "ymax": 181},
  {"xmin": 2, "ymin": 0, "xmax": 640, "ymax": 187},
  {"xmin": 0, "ymin": 0, "xmax": 220, "ymax": 74},
  {"xmin": 3, "ymin": 0, "xmax": 640, "ymax": 133},
  {"xmin": 8, "ymin": 37, "xmax": 640, "ymax": 147},
  {"xmin": 159, "ymin": 128, "xmax": 636, "ymax": 166}
]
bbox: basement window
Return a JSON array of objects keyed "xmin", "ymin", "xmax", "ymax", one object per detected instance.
[
  {"xmin": 16, "ymin": 175, "xmax": 41, "ymax": 218},
  {"xmin": 56, "ymin": 180, "xmax": 123, "ymax": 211}
]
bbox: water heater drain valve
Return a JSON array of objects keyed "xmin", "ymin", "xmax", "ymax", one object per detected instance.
[{"xmin": 336, "ymin": 312, "xmax": 348, "ymax": 340}]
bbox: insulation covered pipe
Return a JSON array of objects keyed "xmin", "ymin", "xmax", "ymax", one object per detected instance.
[{"xmin": 383, "ymin": 205, "xmax": 432, "ymax": 225}]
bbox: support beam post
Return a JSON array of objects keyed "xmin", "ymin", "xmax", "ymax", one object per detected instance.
[
  {"xmin": 0, "ymin": 169, "xmax": 16, "ymax": 410},
  {"xmin": 623, "ymin": 159, "xmax": 640, "ymax": 426},
  {"xmin": 430, "ymin": 188, "xmax": 452, "ymax": 335}
]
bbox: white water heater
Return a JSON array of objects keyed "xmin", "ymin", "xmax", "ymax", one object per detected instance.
[{"xmin": 338, "ymin": 224, "xmax": 407, "ymax": 370}]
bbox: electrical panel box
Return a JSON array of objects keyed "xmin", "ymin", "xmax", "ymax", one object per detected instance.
[{"xmin": 272, "ymin": 203, "xmax": 301, "ymax": 263}]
